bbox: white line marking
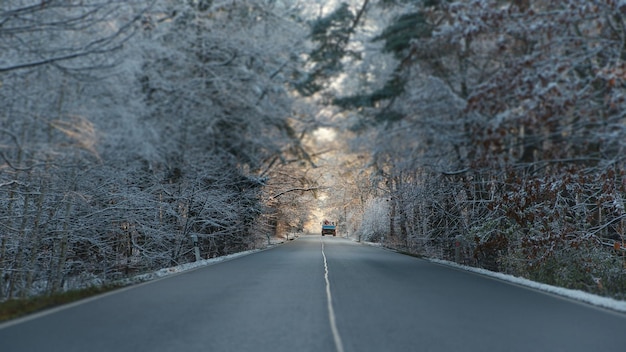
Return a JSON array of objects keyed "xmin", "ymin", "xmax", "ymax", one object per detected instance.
[{"xmin": 321, "ymin": 237, "xmax": 345, "ymax": 352}]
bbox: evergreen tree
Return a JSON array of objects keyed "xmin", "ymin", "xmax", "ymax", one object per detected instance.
[{"xmin": 296, "ymin": 2, "xmax": 368, "ymax": 96}]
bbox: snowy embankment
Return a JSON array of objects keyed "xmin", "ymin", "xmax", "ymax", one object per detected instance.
[
  {"xmin": 117, "ymin": 237, "xmax": 289, "ymax": 287},
  {"xmin": 118, "ymin": 249, "xmax": 263, "ymax": 286},
  {"xmin": 359, "ymin": 240, "xmax": 626, "ymax": 314},
  {"xmin": 429, "ymin": 258, "xmax": 626, "ymax": 314}
]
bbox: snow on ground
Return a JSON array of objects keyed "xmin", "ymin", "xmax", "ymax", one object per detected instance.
[
  {"xmin": 429, "ymin": 258, "xmax": 626, "ymax": 314},
  {"xmin": 119, "ymin": 249, "xmax": 262, "ymax": 285},
  {"xmin": 358, "ymin": 239, "xmax": 626, "ymax": 313},
  {"xmin": 118, "ymin": 237, "xmax": 289, "ymax": 286}
]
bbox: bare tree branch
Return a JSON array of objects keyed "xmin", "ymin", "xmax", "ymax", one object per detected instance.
[{"xmin": 270, "ymin": 187, "xmax": 325, "ymax": 199}]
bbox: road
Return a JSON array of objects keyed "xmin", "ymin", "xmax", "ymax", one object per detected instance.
[{"xmin": 1, "ymin": 235, "xmax": 625, "ymax": 352}]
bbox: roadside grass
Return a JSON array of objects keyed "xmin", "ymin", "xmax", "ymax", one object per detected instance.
[{"xmin": 0, "ymin": 284, "xmax": 123, "ymax": 323}]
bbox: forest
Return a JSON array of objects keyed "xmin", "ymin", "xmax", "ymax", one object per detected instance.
[{"xmin": 1, "ymin": 0, "xmax": 626, "ymax": 301}]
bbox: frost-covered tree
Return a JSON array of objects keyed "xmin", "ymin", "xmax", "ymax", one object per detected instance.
[
  {"xmin": 133, "ymin": 0, "xmax": 313, "ymax": 253},
  {"xmin": 0, "ymin": 0, "xmax": 315, "ymax": 299},
  {"xmin": 356, "ymin": 197, "xmax": 390, "ymax": 242},
  {"xmin": 0, "ymin": 0, "xmax": 151, "ymax": 298},
  {"xmin": 299, "ymin": 0, "xmax": 626, "ymax": 297}
]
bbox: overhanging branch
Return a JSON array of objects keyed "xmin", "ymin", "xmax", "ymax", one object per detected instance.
[{"xmin": 270, "ymin": 187, "xmax": 325, "ymax": 200}]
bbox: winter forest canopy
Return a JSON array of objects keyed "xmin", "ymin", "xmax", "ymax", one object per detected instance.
[{"xmin": 2, "ymin": 0, "xmax": 626, "ymax": 301}]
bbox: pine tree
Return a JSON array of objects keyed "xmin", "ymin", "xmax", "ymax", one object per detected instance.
[{"xmin": 296, "ymin": 2, "xmax": 360, "ymax": 96}]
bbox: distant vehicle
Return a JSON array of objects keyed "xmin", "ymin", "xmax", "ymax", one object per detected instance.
[{"xmin": 321, "ymin": 220, "xmax": 336, "ymax": 236}]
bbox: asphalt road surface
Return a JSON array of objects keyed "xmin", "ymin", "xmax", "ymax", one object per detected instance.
[{"xmin": 1, "ymin": 235, "xmax": 625, "ymax": 352}]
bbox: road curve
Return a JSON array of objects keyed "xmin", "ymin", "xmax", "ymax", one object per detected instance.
[{"xmin": 1, "ymin": 235, "xmax": 625, "ymax": 352}]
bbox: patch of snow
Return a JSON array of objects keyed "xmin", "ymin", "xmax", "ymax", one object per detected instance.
[
  {"xmin": 430, "ymin": 259, "xmax": 626, "ymax": 314},
  {"xmin": 113, "ymin": 236, "xmax": 292, "ymax": 287},
  {"xmin": 118, "ymin": 247, "xmax": 278, "ymax": 286}
]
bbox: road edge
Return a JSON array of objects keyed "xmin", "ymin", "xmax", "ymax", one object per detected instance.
[
  {"xmin": 352, "ymin": 238, "xmax": 626, "ymax": 315},
  {"xmin": 0, "ymin": 239, "xmax": 290, "ymax": 330}
]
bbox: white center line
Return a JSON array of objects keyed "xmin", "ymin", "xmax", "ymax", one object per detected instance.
[{"xmin": 321, "ymin": 237, "xmax": 345, "ymax": 352}]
